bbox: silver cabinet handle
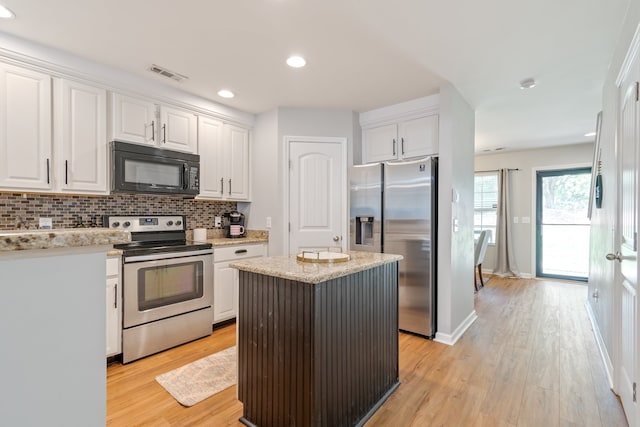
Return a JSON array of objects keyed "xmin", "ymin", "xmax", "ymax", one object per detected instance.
[
  {"xmin": 65, "ymin": 160, "xmax": 69, "ymax": 185},
  {"xmin": 114, "ymin": 283, "xmax": 118, "ymax": 309},
  {"xmin": 46, "ymin": 158, "xmax": 50, "ymax": 184},
  {"xmin": 392, "ymin": 138, "xmax": 396, "ymax": 156},
  {"xmin": 401, "ymin": 137, "xmax": 405, "ymax": 155},
  {"xmin": 220, "ymin": 177, "xmax": 224, "ymax": 194},
  {"xmin": 162, "ymin": 124, "xmax": 166, "ymax": 143},
  {"xmin": 606, "ymin": 252, "xmax": 622, "ymax": 262},
  {"xmin": 151, "ymin": 120, "xmax": 155, "ymax": 141},
  {"xmin": 235, "ymin": 249, "xmax": 248, "ymax": 254},
  {"xmin": 228, "ymin": 179, "xmax": 232, "ymax": 196}
]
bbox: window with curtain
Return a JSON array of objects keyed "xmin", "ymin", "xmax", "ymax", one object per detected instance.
[{"xmin": 474, "ymin": 172, "xmax": 498, "ymax": 243}]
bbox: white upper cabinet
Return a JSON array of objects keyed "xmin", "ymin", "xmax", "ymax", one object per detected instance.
[
  {"xmin": 110, "ymin": 93, "xmax": 156, "ymax": 146},
  {"xmin": 198, "ymin": 116, "xmax": 250, "ymax": 201},
  {"xmin": 198, "ymin": 115, "xmax": 225, "ymax": 199},
  {"xmin": 0, "ymin": 63, "xmax": 52, "ymax": 190},
  {"xmin": 361, "ymin": 95, "xmax": 440, "ymax": 164},
  {"xmin": 363, "ymin": 114, "xmax": 438, "ymax": 163},
  {"xmin": 54, "ymin": 79, "xmax": 108, "ymax": 193},
  {"xmin": 397, "ymin": 115, "xmax": 439, "ymax": 159},
  {"xmin": 111, "ymin": 93, "xmax": 197, "ymax": 153},
  {"xmin": 226, "ymin": 124, "xmax": 250, "ymax": 200},
  {"xmin": 159, "ymin": 105, "xmax": 198, "ymax": 153}
]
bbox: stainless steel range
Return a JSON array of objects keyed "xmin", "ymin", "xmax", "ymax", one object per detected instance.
[{"xmin": 106, "ymin": 215, "xmax": 213, "ymax": 363}]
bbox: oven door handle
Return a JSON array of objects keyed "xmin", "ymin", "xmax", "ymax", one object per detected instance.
[{"xmin": 124, "ymin": 249, "xmax": 213, "ymax": 263}]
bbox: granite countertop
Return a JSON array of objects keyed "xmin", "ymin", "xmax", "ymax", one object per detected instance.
[
  {"xmin": 187, "ymin": 229, "xmax": 269, "ymax": 247},
  {"xmin": 0, "ymin": 229, "xmax": 131, "ymax": 252},
  {"xmin": 230, "ymin": 250, "xmax": 402, "ymax": 284}
]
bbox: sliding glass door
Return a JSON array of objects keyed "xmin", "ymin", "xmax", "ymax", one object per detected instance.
[{"xmin": 536, "ymin": 167, "xmax": 591, "ymax": 281}]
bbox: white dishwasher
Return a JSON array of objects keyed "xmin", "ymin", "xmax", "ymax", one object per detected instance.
[{"xmin": 213, "ymin": 243, "xmax": 267, "ymax": 324}]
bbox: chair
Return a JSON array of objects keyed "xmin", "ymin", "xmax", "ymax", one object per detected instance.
[{"xmin": 474, "ymin": 230, "xmax": 490, "ymax": 291}]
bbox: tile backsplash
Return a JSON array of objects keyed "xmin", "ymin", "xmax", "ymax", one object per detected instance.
[{"xmin": 0, "ymin": 192, "xmax": 237, "ymax": 230}]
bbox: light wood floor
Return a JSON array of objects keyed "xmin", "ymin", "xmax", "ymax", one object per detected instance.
[{"xmin": 107, "ymin": 277, "xmax": 628, "ymax": 426}]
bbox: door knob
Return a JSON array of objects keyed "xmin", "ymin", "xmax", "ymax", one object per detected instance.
[
  {"xmin": 333, "ymin": 235, "xmax": 340, "ymax": 242},
  {"xmin": 606, "ymin": 252, "xmax": 622, "ymax": 262}
]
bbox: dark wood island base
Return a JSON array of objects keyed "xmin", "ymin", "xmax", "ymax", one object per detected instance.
[{"xmin": 233, "ymin": 252, "xmax": 401, "ymax": 427}]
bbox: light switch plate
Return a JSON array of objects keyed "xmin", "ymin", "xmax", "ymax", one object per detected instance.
[
  {"xmin": 521, "ymin": 216, "xmax": 531, "ymax": 224},
  {"xmin": 266, "ymin": 216, "xmax": 272, "ymax": 228}
]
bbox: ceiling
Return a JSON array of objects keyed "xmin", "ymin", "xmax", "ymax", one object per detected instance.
[{"xmin": 0, "ymin": 0, "xmax": 631, "ymax": 152}]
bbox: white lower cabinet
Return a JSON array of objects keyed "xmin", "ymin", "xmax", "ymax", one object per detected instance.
[
  {"xmin": 106, "ymin": 255, "xmax": 122, "ymax": 357},
  {"xmin": 213, "ymin": 243, "xmax": 266, "ymax": 324}
]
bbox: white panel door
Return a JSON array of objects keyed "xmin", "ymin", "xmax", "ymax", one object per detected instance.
[
  {"xmin": 616, "ymin": 61, "xmax": 639, "ymax": 425},
  {"xmin": 289, "ymin": 139, "xmax": 345, "ymax": 254},
  {"xmin": 110, "ymin": 93, "xmax": 156, "ymax": 146},
  {"xmin": 160, "ymin": 105, "xmax": 197, "ymax": 153},
  {"xmin": 55, "ymin": 79, "xmax": 107, "ymax": 193},
  {"xmin": 0, "ymin": 63, "xmax": 52, "ymax": 190},
  {"xmin": 198, "ymin": 116, "xmax": 225, "ymax": 198}
]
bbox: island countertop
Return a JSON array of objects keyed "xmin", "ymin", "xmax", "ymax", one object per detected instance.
[
  {"xmin": 0, "ymin": 228, "xmax": 131, "ymax": 252},
  {"xmin": 230, "ymin": 250, "xmax": 402, "ymax": 284}
]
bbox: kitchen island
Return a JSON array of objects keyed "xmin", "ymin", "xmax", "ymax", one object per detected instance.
[
  {"xmin": 231, "ymin": 251, "xmax": 402, "ymax": 427},
  {"xmin": 0, "ymin": 228, "xmax": 130, "ymax": 427}
]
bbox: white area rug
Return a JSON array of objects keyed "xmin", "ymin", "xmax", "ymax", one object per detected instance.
[{"xmin": 155, "ymin": 346, "xmax": 236, "ymax": 407}]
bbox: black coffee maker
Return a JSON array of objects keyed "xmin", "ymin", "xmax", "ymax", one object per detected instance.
[{"xmin": 223, "ymin": 211, "xmax": 246, "ymax": 238}]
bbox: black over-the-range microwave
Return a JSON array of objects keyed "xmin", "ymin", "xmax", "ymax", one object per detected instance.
[{"xmin": 111, "ymin": 141, "xmax": 201, "ymax": 197}]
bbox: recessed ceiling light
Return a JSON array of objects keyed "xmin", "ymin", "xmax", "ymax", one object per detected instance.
[
  {"xmin": 0, "ymin": 5, "xmax": 15, "ymax": 19},
  {"xmin": 217, "ymin": 89, "xmax": 235, "ymax": 99},
  {"xmin": 519, "ymin": 78, "xmax": 536, "ymax": 89},
  {"xmin": 584, "ymin": 131, "xmax": 597, "ymax": 137},
  {"xmin": 286, "ymin": 56, "xmax": 306, "ymax": 68}
]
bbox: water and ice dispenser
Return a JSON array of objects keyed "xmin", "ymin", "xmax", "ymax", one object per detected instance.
[{"xmin": 355, "ymin": 216, "xmax": 375, "ymax": 246}]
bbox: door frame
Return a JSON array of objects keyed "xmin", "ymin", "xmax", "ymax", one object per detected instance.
[
  {"xmin": 282, "ymin": 135, "xmax": 348, "ymax": 255},
  {"xmin": 534, "ymin": 166, "xmax": 592, "ymax": 281},
  {"xmin": 530, "ymin": 162, "xmax": 590, "ymax": 279}
]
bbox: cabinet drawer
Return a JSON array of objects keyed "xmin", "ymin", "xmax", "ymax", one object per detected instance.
[
  {"xmin": 106, "ymin": 256, "xmax": 120, "ymax": 276},
  {"xmin": 214, "ymin": 244, "xmax": 266, "ymax": 262}
]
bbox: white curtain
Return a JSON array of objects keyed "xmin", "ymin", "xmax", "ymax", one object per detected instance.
[{"xmin": 494, "ymin": 168, "xmax": 520, "ymax": 277}]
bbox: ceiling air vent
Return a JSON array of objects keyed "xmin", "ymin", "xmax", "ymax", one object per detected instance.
[{"xmin": 148, "ymin": 64, "xmax": 189, "ymax": 82}]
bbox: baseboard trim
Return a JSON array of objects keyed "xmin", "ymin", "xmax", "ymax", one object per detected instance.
[
  {"xmin": 585, "ymin": 301, "xmax": 614, "ymax": 389},
  {"xmin": 434, "ymin": 310, "xmax": 478, "ymax": 346}
]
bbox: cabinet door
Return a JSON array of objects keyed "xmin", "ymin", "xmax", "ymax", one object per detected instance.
[
  {"xmin": 363, "ymin": 123, "xmax": 398, "ymax": 163},
  {"xmin": 110, "ymin": 93, "xmax": 156, "ymax": 146},
  {"xmin": 398, "ymin": 114, "xmax": 439, "ymax": 159},
  {"xmin": 213, "ymin": 260, "xmax": 238, "ymax": 323},
  {"xmin": 225, "ymin": 124, "xmax": 250, "ymax": 200},
  {"xmin": 160, "ymin": 105, "xmax": 197, "ymax": 153},
  {"xmin": 55, "ymin": 79, "xmax": 107, "ymax": 193},
  {"xmin": 0, "ymin": 63, "xmax": 52, "ymax": 190},
  {"xmin": 197, "ymin": 116, "xmax": 225, "ymax": 199},
  {"xmin": 106, "ymin": 276, "xmax": 121, "ymax": 357}
]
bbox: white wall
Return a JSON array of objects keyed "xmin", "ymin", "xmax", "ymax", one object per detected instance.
[
  {"xmin": 474, "ymin": 143, "xmax": 594, "ymax": 277},
  {"xmin": 588, "ymin": 4, "xmax": 640, "ymax": 384},
  {"xmin": 247, "ymin": 107, "xmax": 359, "ymax": 256},
  {"xmin": 435, "ymin": 83, "xmax": 477, "ymax": 343}
]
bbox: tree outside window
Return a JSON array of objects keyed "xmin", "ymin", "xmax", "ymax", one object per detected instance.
[{"xmin": 474, "ymin": 172, "xmax": 498, "ymax": 243}]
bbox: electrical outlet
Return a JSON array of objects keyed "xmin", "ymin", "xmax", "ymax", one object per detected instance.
[
  {"xmin": 266, "ymin": 216, "xmax": 272, "ymax": 228},
  {"xmin": 39, "ymin": 217, "xmax": 52, "ymax": 229},
  {"xmin": 214, "ymin": 216, "xmax": 222, "ymax": 228}
]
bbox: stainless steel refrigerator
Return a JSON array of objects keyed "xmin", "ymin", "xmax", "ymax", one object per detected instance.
[{"xmin": 350, "ymin": 157, "xmax": 437, "ymax": 337}]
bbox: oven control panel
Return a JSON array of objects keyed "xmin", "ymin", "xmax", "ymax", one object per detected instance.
[{"xmin": 104, "ymin": 215, "xmax": 186, "ymax": 232}]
